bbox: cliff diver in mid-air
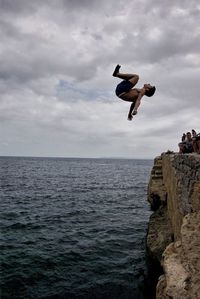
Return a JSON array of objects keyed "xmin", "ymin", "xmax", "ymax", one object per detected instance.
[{"xmin": 113, "ymin": 64, "xmax": 156, "ymax": 120}]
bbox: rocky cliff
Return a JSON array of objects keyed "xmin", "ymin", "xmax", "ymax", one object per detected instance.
[{"xmin": 146, "ymin": 153, "xmax": 200, "ymax": 299}]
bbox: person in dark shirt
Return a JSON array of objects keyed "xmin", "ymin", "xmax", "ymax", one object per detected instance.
[{"xmin": 179, "ymin": 132, "xmax": 194, "ymax": 153}]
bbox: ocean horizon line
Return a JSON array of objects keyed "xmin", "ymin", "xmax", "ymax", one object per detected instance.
[{"xmin": 0, "ymin": 155, "xmax": 153, "ymax": 160}]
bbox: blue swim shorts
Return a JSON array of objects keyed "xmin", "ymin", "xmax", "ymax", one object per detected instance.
[{"xmin": 115, "ymin": 80, "xmax": 134, "ymax": 97}]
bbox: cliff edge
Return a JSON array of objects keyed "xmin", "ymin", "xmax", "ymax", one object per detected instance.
[{"xmin": 146, "ymin": 153, "xmax": 200, "ymax": 299}]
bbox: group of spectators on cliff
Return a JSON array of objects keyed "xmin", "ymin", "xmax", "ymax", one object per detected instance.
[{"xmin": 178, "ymin": 129, "xmax": 200, "ymax": 154}]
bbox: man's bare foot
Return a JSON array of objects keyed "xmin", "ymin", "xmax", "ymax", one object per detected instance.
[{"xmin": 113, "ymin": 64, "xmax": 121, "ymax": 77}]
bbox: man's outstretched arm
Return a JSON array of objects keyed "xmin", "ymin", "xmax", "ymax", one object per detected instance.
[
  {"xmin": 128, "ymin": 102, "xmax": 136, "ymax": 120},
  {"xmin": 128, "ymin": 90, "xmax": 145, "ymax": 120}
]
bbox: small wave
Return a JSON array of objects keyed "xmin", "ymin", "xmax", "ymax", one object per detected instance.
[{"xmin": 0, "ymin": 211, "xmax": 19, "ymax": 220}]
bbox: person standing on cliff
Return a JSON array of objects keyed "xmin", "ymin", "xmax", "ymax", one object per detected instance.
[
  {"xmin": 191, "ymin": 129, "xmax": 200, "ymax": 154},
  {"xmin": 112, "ymin": 64, "xmax": 156, "ymax": 120},
  {"xmin": 178, "ymin": 131, "xmax": 194, "ymax": 153}
]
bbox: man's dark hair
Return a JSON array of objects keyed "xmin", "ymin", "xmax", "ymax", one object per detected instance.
[{"xmin": 145, "ymin": 86, "xmax": 156, "ymax": 97}]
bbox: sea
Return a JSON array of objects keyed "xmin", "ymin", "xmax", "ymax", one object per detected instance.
[{"xmin": 0, "ymin": 156, "xmax": 153, "ymax": 299}]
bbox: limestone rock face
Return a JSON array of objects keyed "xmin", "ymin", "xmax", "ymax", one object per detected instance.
[
  {"xmin": 156, "ymin": 211, "xmax": 200, "ymax": 299},
  {"xmin": 148, "ymin": 156, "xmax": 167, "ymax": 210},
  {"xmin": 147, "ymin": 206, "xmax": 172, "ymax": 263},
  {"xmin": 162, "ymin": 154, "xmax": 200, "ymax": 240},
  {"xmin": 146, "ymin": 153, "xmax": 200, "ymax": 299}
]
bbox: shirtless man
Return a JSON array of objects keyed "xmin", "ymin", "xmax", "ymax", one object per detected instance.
[{"xmin": 113, "ymin": 64, "xmax": 156, "ymax": 120}]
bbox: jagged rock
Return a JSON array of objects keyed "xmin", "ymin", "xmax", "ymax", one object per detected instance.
[
  {"xmin": 147, "ymin": 206, "xmax": 172, "ymax": 263},
  {"xmin": 156, "ymin": 211, "xmax": 200, "ymax": 299},
  {"xmin": 148, "ymin": 156, "xmax": 167, "ymax": 210},
  {"xmin": 191, "ymin": 180, "xmax": 200, "ymax": 212}
]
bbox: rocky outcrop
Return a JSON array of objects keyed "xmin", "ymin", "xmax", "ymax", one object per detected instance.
[{"xmin": 146, "ymin": 153, "xmax": 200, "ymax": 299}]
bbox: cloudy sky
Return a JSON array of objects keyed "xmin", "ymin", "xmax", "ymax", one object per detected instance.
[{"xmin": 0, "ymin": 0, "xmax": 199, "ymax": 159}]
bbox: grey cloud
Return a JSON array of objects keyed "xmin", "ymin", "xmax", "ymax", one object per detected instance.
[
  {"xmin": 0, "ymin": 0, "xmax": 32, "ymax": 13},
  {"xmin": 0, "ymin": 0, "xmax": 43, "ymax": 16},
  {"xmin": 60, "ymin": 0, "xmax": 125, "ymax": 12},
  {"xmin": 144, "ymin": 0, "xmax": 199, "ymax": 16},
  {"xmin": 117, "ymin": 21, "xmax": 199, "ymax": 65},
  {"xmin": 0, "ymin": 0, "xmax": 199, "ymax": 158},
  {"xmin": 0, "ymin": 19, "xmax": 22, "ymax": 38},
  {"xmin": 91, "ymin": 33, "xmax": 103, "ymax": 41}
]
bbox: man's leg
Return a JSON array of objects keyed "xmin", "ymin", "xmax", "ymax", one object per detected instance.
[
  {"xmin": 178, "ymin": 143, "xmax": 185, "ymax": 153},
  {"xmin": 192, "ymin": 140, "xmax": 198, "ymax": 153},
  {"xmin": 113, "ymin": 65, "xmax": 139, "ymax": 87}
]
